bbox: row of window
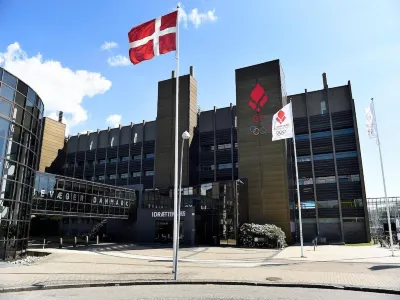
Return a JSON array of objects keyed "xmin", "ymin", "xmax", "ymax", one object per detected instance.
[
  {"xmin": 87, "ymin": 170, "xmax": 154, "ymax": 181},
  {"xmin": 296, "ymin": 128, "xmax": 355, "ymax": 141},
  {"xmin": 298, "ymin": 175, "xmax": 360, "ymax": 185},
  {"xmin": 297, "ymin": 151, "xmax": 357, "ymax": 162},
  {"xmin": 0, "ymin": 68, "xmax": 44, "ymax": 113},
  {"xmin": 202, "ymin": 143, "xmax": 238, "ymax": 152},
  {"xmin": 67, "ymin": 154, "xmax": 156, "ymax": 168},
  {"xmin": 201, "ymin": 162, "xmax": 238, "ymax": 171}
]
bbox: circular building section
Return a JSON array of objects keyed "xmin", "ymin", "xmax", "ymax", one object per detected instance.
[{"xmin": 0, "ymin": 67, "xmax": 44, "ymax": 260}]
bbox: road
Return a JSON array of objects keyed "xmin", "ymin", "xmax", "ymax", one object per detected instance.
[{"xmin": 2, "ymin": 285, "xmax": 399, "ymax": 300}]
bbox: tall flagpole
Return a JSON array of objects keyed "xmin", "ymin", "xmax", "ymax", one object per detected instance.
[
  {"xmin": 172, "ymin": 4, "xmax": 180, "ymax": 279},
  {"xmin": 371, "ymin": 98, "xmax": 394, "ymax": 257},
  {"xmin": 290, "ymin": 99, "xmax": 304, "ymax": 258}
]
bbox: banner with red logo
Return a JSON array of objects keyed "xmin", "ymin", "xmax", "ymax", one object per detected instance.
[{"xmin": 272, "ymin": 102, "xmax": 294, "ymax": 141}]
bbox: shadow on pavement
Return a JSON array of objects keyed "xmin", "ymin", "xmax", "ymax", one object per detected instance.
[{"xmin": 369, "ymin": 265, "xmax": 400, "ymax": 271}]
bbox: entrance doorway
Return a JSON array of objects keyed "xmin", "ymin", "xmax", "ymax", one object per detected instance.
[{"xmin": 154, "ymin": 220, "xmax": 183, "ymax": 243}]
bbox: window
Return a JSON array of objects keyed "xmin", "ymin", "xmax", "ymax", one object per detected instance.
[
  {"xmin": 110, "ymin": 137, "xmax": 115, "ymax": 147},
  {"xmin": 3, "ymin": 71, "xmax": 17, "ymax": 88},
  {"xmin": 313, "ymin": 153, "xmax": 333, "ymax": 160},
  {"xmin": 98, "ymin": 175, "xmax": 105, "ymax": 180},
  {"xmin": 318, "ymin": 200, "xmax": 339, "ymax": 208},
  {"xmin": 336, "ymin": 151, "xmax": 357, "ymax": 159},
  {"xmin": 109, "ymin": 157, "xmax": 118, "ymax": 163},
  {"xmin": 132, "ymin": 172, "xmax": 141, "ymax": 177},
  {"xmin": 296, "ymin": 134, "xmax": 309, "ymax": 140},
  {"xmin": 218, "ymin": 163, "xmax": 232, "ymax": 169},
  {"xmin": 15, "ymin": 93, "xmax": 26, "ymax": 108},
  {"xmin": 299, "ymin": 178, "xmax": 313, "ymax": 185},
  {"xmin": 201, "ymin": 165, "xmax": 215, "ymax": 171},
  {"xmin": 218, "ymin": 144, "xmax": 231, "ymax": 150},
  {"xmin": 235, "ymin": 162, "xmax": 238, "ymax": 168},
  {"xmin": 98, "ymin": 159, "xmax": 106, "ymax": 164},
  {"xmin": 201, "ymin": 145, "xmax": 212, "ymax": 152},
  {"xmin": 17, "ymin": 80, "xmax": 28, "ymax": 96},
  {"xmin": 297, "ymin": 155, "xmax": 311, "ymax": 162},
  {"xmin": 315, "ymin": 176, "xmax": 336, "ymax": 184},
  {"xmin": 146, "ymin": 153, "xmax": 155, "ymax": 159},
  {"xmin": 120, "ymin": 156, "xmax": 129, "ymax": 162},
  {"xmin": 145, "ymin": 170, "xmax": 154, "ymax": 176},
  {"xmin": 0, "ymin": 84, "xmax": 15, "ymax": 101},
  {"xmin": 311, "ymin": 131, "xmax": 331, "ymax": 138},
  {"xmin": 338, "ymin": 175, "xmax": 360, "ymax": 182},
  {"xmin": 0, "ymin": 98, "xmax": 11, "ymax": 117},
  {"xmin": 210, "ymin": 145, "xmax": 215, "ymax": 151},
  {"xmin": 89, "ymin": 141, "xmax": 93, "ymax": 151},
  {"xmin": 86, "ymin": 176, "xmax": 94, "ymax": 181},
  {"xmin": 334, "ymin": 128, "xmax": 354, "ymax": 136},
  {"xmin": 321, "ymin": 101, "xmax": 327, "ymax": 114},
  {"xmin": 77, "ymin": 161, "xmax": 85, "ymax": 167},
  {"xmin": 133, "ymin": 155, "xmax": 142, "ymax": 160},
  {"xmin": 120, "ymin": 173, "xmax": 129, "ymax": 179},
  {"xmin": 234, "ymin": 142, "xmax": 238, "ymax": 148},
  {"xmin": 109, "ymin": 174, "xmax": 117, "ymax": 180},
  {"xmin": 27, "ymin": 88, "xmax": 36, "ymax": 105},
  {"xmin": 87, "ymin": 160, "xmax": 94, "ymax": 166}
]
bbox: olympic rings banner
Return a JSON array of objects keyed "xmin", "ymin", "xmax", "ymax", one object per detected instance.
[{"xmin": 272, "ymin": 102, "xmax": 294, "ymax": 141}]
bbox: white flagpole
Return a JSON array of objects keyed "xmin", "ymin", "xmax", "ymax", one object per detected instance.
[
  {"xmin": 290, "ymin": 99, "xmax": 304, "ymax": 258},
  {"xmin": 371, "ymin": 98, "xmax": 394, "ymax": 257},
  {"xmin": 172, "ymin": 4, "xmax": 180, "ymax": 278}
]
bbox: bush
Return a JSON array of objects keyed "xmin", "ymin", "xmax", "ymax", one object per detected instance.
[{"xmin": 239, "ymin": 223, "xmax": 287, "ymax": 248}]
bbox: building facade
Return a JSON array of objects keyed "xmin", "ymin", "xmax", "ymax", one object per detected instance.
[
  {"xmin": 57, "ymin": 60, "xmax": 370, "ymax": 244},
  {"xmin": 0, "ymin": 67, "xmax": 45, "ymax": 259}
]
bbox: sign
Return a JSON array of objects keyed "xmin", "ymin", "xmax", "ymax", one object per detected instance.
[
  {"xmin": 151, "ymin": 211, "xmax": 186, "ymax": 218},
  {"xmin": 272, "ymin": 102, "xmax": 294, "ymax": 141},
  {"xmin": 34, "ymin": 189, "xmax": 132, "ymax": 208},
  {"xmin": 248, "ymin": 84, "xmax": 269, "ymax": 136}
]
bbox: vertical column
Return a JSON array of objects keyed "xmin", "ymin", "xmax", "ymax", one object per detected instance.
[
  {"xmin": 72, "ymin": 134, "xmax": 79, "ymax": 178},
  {"xmin": 305, "ymin": 89, "xmax": 320, "ymax": 236},
  {"xmin": 230, "ymin": 103, "xmax": 234, "ymax": 180},
  {"xmin": 93, "ymin": 129, "xmax": 99, "ymax": 182},
  {"xmin": 323, "ymin": 73, "xmax": 344, "ymax": 243},
  {"xmin": 127, "ymin": 122, "xmax": 133, "ymax": 186},
  {"xmin": 83, "ymin": 132, "xmax": 88, "ymax": 179},
  {"xmin": 115, "ymin": 125, "xmax": 121, "ymax": 185},
  {"xmin": 213, "ymin": 106, "xmax": 217, "ymax": 182},
  {"xmin": 103, "ymin": 127, "xmax": 110, "ymax": 184},
  {"xmin": 197, "ymin": 111, "xmax": 201, "ymax": 185},
  {"xmin": 347, "ymin": 81, "xmax": 371, "ymax": 242},
  {"xmin": 140, "ymin": 120, "xmax": 145, "ymax": 185}
]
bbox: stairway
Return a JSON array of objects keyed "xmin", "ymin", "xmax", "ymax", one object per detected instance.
[{"xmin": 88, "ymin": 219, "xmax": 107, "ymax": 239}]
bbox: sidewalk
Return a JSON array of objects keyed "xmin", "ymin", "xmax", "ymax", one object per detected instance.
[{"xmin": 1, "ymin": 245, "xmax": 400, "ymax": 292}]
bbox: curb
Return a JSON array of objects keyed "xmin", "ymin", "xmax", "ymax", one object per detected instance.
[{"xmin": 1, "ymin": 280, "xmax": 400, "ymax": 295}]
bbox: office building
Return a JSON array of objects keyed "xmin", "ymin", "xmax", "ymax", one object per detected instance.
[{"xmin": 60, "ymin": 60, "xmax": 370, "ymax": 244}]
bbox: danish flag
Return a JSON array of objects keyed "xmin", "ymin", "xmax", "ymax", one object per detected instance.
[{"xmin": 128, "ymin": 11, "xmax": 178, "ymax": 65}]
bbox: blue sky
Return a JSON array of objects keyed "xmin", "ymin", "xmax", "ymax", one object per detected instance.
[{"xmin": 0, "ymin": 0, "xmax": 399, "ymax": 197}]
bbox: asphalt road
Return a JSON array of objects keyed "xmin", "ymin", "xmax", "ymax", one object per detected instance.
[{"xmin": 2, "ymin": 285, "xmax": 399, "ymax": 300}]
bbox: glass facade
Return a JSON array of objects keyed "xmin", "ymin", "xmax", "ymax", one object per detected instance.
[
  {"xmin": 32, "ymin": 172, "xmax": 137, "ymax": 219},
  {"xmin": 0, "ymin": 67, "xmax": 44, "ymax": 260}
]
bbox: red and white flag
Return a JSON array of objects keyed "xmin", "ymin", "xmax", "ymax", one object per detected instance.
[
  {"xmin": 272, "ymin": 102, "xmax": 294, "ymax": 141},
  {"xmin": 128, "ymin": 11, "xmax": 178, "ymax": 65}
]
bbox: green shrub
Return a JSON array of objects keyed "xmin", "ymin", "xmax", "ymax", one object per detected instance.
[{"xmin": 239, "ymin": 223, "xmax": 287, "ymax": 248}]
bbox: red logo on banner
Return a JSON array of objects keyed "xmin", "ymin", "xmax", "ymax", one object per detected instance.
[
  {"xmin": 276, "ymin": 110, "xmax": 286, "ymax": 124},
  {"xmin": 248, "ymin": 84, "xmax": 268, "ymax": 112}
]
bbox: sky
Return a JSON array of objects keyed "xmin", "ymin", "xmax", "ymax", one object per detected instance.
[{"xmin": 0, "ymin": 0, "xmax": 399, "ymax": 198}]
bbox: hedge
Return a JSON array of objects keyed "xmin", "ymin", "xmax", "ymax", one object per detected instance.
[{"xmin": 239, "ymin": 223, "xmax": 287, "ymax": 248}]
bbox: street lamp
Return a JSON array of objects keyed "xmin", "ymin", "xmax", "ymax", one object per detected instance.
[{"xmin": 173, "ymin": 130, "xmax": 190, "ymax": 278}]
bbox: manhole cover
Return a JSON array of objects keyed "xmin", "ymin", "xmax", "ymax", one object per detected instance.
[{"xmin": 266, "ymin": 277, "xmax": 282, "ymax": 281}]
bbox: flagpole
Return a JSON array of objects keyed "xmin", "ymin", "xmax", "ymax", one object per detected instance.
[
  {"xmin": 172, "ymin": 4, "xmax": 180, "ymax": 279},
  {"xmin": 290, "ymin": 99, "xmax": 304, "ymax": 258},
  {"xmin": 371, "ymin": 98, "xmax": 394, "ymax": 257}
]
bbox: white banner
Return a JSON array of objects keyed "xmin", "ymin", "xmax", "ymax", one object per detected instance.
[
  {"xmin": 272, "ymin": 102, "xmax": 294, "ymax": 141},
  {"xmin": 365, "ymin": 102, "xmax": 377, "ymax": 138}
]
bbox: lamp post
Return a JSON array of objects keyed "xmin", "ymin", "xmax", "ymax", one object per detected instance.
[{"xmin": 173, "ymin": 130, "xmax": 190, "ymax": 278}]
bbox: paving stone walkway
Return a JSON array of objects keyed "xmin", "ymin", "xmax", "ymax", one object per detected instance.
[{"xmin": 1, "ymin": 244, "xmax": 399, "ymax": 292}]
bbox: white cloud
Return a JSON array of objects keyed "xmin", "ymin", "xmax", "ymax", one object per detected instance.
[
  {"xmin": 0, "ymin": 42, "xmax": 112, "ymax": 135},
  {"xmin": 107, "ymin": 55, "xmax": 130, "ymax": 67},
  {"xmin": 106, "ymin": 114, "xmax": 122, "ymax": 127},
  {"xmin": 178, "ymin": 3, "xmax": 218, "ymax": 29},
  {"xmin": 100, "ymin": 41, "xmax": 118, "ymax": 51}
]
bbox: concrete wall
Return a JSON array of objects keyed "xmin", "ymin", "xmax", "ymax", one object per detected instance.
[
  {"xmin": 235, "ymin": 60, "xmax": 291, "ymax": 241},
  {"xmin": 39, "ymin": 117, "xmax": 66, "ymax": 172}
]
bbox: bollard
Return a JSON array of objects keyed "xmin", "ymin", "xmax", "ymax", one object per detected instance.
[
  {"xmin": 59, "ymin": 237, "xmax": 63, "ymax": 249},
  {"xmin": 96, "ymin": 235, "xmax": 99, "ymax": 245},
  {"xmin": 73, "ymin": 236, "xmax": 77, "ymax": 248},
  {"xmin": 86, "ymin": 236, "xmax": 89, "ymax": 246},
  {"xmin": 43, "ymin": 239, "xmax": 46, "ymax": 249}
]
